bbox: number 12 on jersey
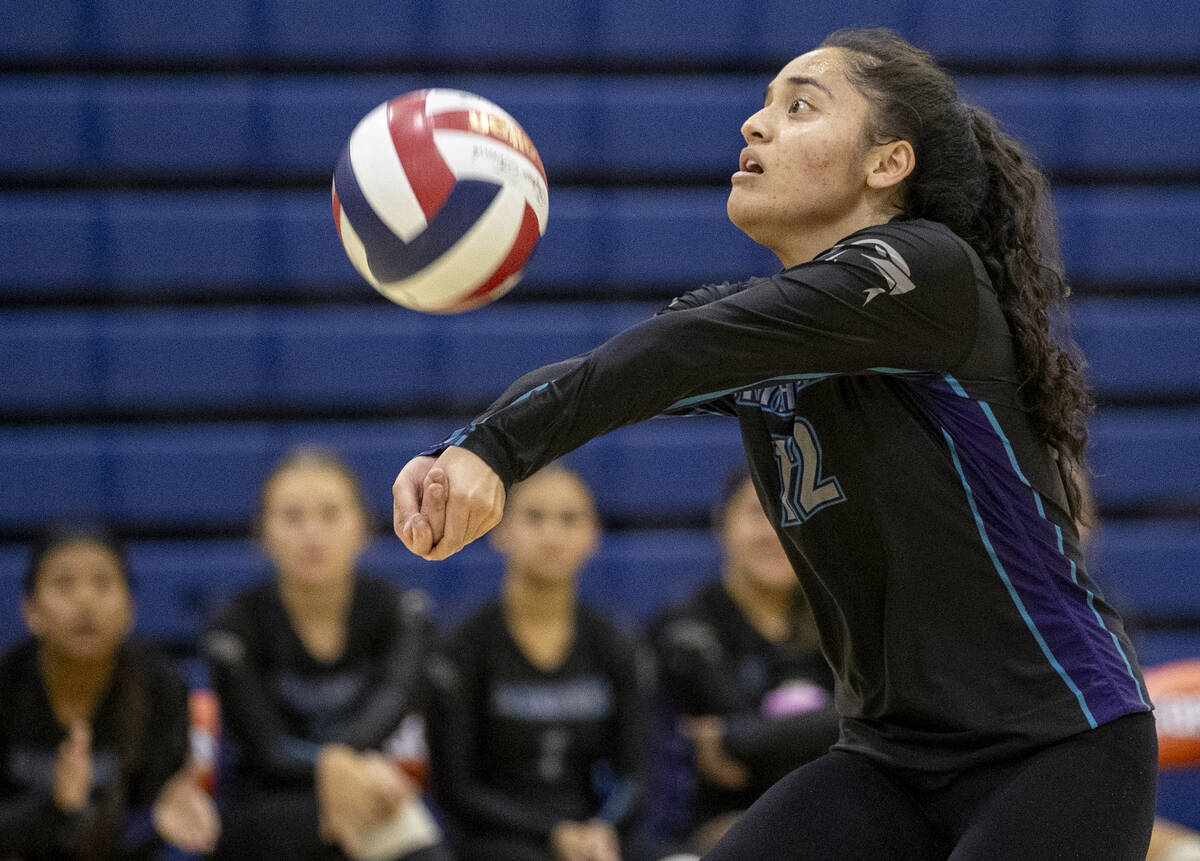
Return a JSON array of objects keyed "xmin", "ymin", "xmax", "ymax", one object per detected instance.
[{"xmin": 771, "ymin": 419, "xmax": 846, "ymax": 525}]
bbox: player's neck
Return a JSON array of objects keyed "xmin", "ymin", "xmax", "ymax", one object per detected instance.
[
  {"xmin": 773, "ymin": 198, "xmax": 900, "ymax": 269},
  {"xmin": 502, "ymin": 572, "xmax": 576, "ymax": 671},
  {"xmin": 723, "ymin": 570, "xmax": 792, "ymax": 644},
  {"xmin": 502, "ymin": 569, "xmax": 576, "ymax": 626},
  {"xmin": 38, "ymin": 644, "xmax": 115, "ymax": 725},
  {"xmin": 277, "ymin": 573, "xmax": 353, "ymax": 625}
]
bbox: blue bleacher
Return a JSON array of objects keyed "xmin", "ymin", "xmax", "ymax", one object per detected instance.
[
  {"xmin": 4, "ymin": 76, "xmax": 1198, "ymax": 180},
  {"xmin": 1, "ymin": 187, "xmax": 1197, "ymax": 298},
  {"xmin": 0, "ymin": 303, "xmax": 653, "ymax": 413},
  {"xmin": 3, "ymin": 299, "xmax": 1197, "ymax": 415},
  {"xmin": 3, "ymin": 0, "xmax": 1199, "ymax": 63},
  {"xmin": 1091, "ymin": 523, "xmax": 1200, "ymax": 620},
  {"xmin": 0, "ymin": 410, "xmax": 1193, "ymax": 533},
  {"xmin": 0, "ymin": 417, "xmax": 749, "ymax": 530}
]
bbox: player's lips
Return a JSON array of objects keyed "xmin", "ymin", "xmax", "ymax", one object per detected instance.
[{"xmin": 733, "ymin": 149, "xmax": 764, "ymax": 181}]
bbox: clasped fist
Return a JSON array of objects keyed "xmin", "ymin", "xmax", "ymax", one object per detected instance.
[{"xmin": 393, "ymin": 447, "xmax": 506, "ymax": 560}]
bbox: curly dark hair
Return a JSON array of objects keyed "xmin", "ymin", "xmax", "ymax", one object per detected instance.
[{"xmin": 820, "ymin": 28, "xmax": 1094, "ymax": 520}]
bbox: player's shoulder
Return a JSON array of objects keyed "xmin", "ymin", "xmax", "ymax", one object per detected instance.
[
  {"xmin": 202, "ymin": 582, "xmax": 276, "ymax": 666},
  {"xmin": 122, "ymin": 642, "xmax": 189, "ymax": 700},
  {"xmin": 351, "ymin": 575, "xmax": 426, "ymax": 623},
  {"xmin": 0, "ymin": 639, "xmax": 36, "ymax": 686},
  {"xmin": 653, "ymin": 582, "xmax": 727, "ymax": 651},
  {"xmin": 812, "ymin": 217, "xmax": 977, "ymax": 280},
  {"xmin": 576, "ymin": 603, "xmax": 627, "ymax": 641},
  {"xmin": 210, "ymin": 581, "xmax": 275, "ymax": 629},
  {"xmin": 576, "ymin": 604, "xmax": 640, "ymax": 661},
  {"xmin": 441, "ymin": 599, "xmax": 503, "ymax": 649}
]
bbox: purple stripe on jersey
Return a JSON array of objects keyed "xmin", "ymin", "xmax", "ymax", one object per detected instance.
[{"xmin": 925, "ymin": 377, "xmax": 1147, "ymax": 725}]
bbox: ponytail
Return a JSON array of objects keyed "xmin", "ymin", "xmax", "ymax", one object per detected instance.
[
  {"xmin": 965, "ymin": 109, "xmax": 1093, "ymax": 519},
  {"xmin": 822, "ymin": 28, "xmax": 1094, "ymax": 520}
]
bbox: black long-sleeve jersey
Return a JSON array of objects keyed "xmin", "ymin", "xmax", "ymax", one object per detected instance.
[
  {"xmin": 0, "ymin": 640, "xmax": 190, "ymax": 860},
  {"xmin": 423, "ymin": 601, "xmax": 646, "ymax": 859},
  {"xmin": 432, "ymin": 218, "xmax": 1150, "ymax": 773},
  {"xmin": 203, "ymin": 576, "xmax": 432, "ymax": 789},
  {"xmin": 653, "ymin": 580, "xmax": 839, "ymax": 824}
]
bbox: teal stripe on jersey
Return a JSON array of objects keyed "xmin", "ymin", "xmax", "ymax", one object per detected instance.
[
  {"xmin": 443, "ymin": 381, "xmax": 552, "ymax": 447},
  {"xmin": 943, "ymin": 374, "xmax": 1147, "ymax": 706},
  {"xmin": 666, "ymin": 372, "xmax": 833, "ymax": 412},
  {"xmin": 941, "ymin": 427, "xmax": 1098, "ymax": 728},
  {"xmin": 1054, "ymin": 523, "xmax": 1150, "ymax": 708}
]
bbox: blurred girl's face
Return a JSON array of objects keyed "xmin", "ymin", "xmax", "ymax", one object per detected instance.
[
  {"xmin": 721, "ymin": 480, "xmax": 797, "ymax": 593},
  {"xmin": 492, "ymin": 470, "xmax": 600, "ymax": 586},
  {"xmin": 260, "ymin": 465, "xmax": 369, "ymax": 588},
  {"xmin": 23, "ymin": 540, "xmax": 133, "ymax": 662}
]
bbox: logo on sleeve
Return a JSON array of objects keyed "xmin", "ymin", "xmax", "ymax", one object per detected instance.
[{"xmin": 824, "ymin": 238, "xmax": 916, "ymax": 305}]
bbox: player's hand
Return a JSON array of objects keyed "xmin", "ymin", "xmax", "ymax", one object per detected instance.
[
  {"xmin": 361, "ymin": 750, "xmax": 418, "ymax": 809},
  {"xmin": 580, "ymin": 819, "xmax": 621, "ymax": 861},
  {"xmin": 550, "ymin": 821, "xmax": 593, "ymax": 861},
  {"xmin": 152, "ymin": 761, "xmax": 221, "ymax": 853},
  {"xmin": 394, "ymin": 455, "xmax": 440, "ymax": 554},
  {"xmin": 318, "ymin": 745, "xmax": 416, "ymax": 853},
  {"xmin": 403, "ymin": 446, "xmax": 505, "ymax": 561},
  {"xmin": 681, "ymin": 716, "xmax": 750, "ymax": 790},
  {"xmin": 317, "ymin": 744, "xmax": 378, "ymax": 845},
  {"xmin": 53, "ymin": 720, "xmax": 92, "ymax": 812}
]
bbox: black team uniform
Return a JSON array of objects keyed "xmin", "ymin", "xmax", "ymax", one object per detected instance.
[
  {"xmin": 424, "ymin": 600, "xmax": 646, "ymax": 861},
  {"xmin": 0, "ymin": 641, "xmax": 190, "ymax": 861},
  {"xmin": 651, "ymin": 580, "xmax": 839, "ymax": 838},
  {"xmin": 204, "ymin": 576, "xmax": 441, "ymax": 861},
  {"xmin": 424, "ymin": 219, "xmax": 1156, "ymax": 860}
]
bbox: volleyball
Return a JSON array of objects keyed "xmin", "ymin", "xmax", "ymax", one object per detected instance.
[{"xmin": 331, "ymin": 89, "xmax": 549, "ymax": 313}]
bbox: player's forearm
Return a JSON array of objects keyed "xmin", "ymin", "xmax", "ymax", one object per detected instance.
[{"xmin": 450, "ymin": 308, "xmax": 753, "ymax": 486}]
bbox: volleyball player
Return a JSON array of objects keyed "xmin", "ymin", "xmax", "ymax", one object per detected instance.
[
  {"xmin": 205, "ymin": 450, "xmax": 447, "ymax": 861},
  {"xmin": 0, "ymin": 523, "xmax": 219, "ymax": 860},
  {"xmin": 423, "ymin": 465, "xmax": 646, "ymax": 861},
  {"xmin": 392, "ymin": 28, "xmax": 1155, "ymax": 861},
  {"xmin": 649, "ymin": 470, "xmax": 838, "ymax": 854}
]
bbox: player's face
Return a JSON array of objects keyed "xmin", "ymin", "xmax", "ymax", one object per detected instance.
[
  {"xmin": 22, "ymin": 541, "xmax": 133, "ymax": 662},
  {"xmin": 727, "ymin": 47, "xmax": 875, "ymax": 260},
  {"xmin": 721, "ymin": 481, "xmax": 797, "ymax": 593},
  {"xmin": 260, "ymin": 465, "xmax": 369, "ymax": 588},
  {"xmin": 493, "ymin": 471, "xmax": 600, "ymax": 586}
]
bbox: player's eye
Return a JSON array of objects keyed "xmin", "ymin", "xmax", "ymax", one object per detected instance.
[
  {"xmin": 524, "ymin": 509, "xmax": 545, "ymax": 526},
  {"xmin": 788, "ymin": 98, "xmax": 810, "ymax": 114}
]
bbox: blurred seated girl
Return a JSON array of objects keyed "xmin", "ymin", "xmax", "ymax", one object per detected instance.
[
  {"xmin": 0, "ymin": 522, "xmax": 219, "ymax": 860},
  {"xmin": 204, "ymin": 448, "xmax": 447, "ymax": 861},
  {"xmin": 424, "ymin": 464, "xmax": 647, "ymax": 861},
  {"xmin": 650, "ymin": 471, "xmax": 839, "ymax": 855}
]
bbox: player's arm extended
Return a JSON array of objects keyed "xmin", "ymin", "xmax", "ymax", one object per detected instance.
[
  {"xmin": 455, "ymin": 242, "xmax": 975, "ymax": 488},
  {"xmin": 443, "ymin": 279, "xmax": 756, "ymax": 430},
  {"xmin": 397, "ymin": 224, "xmax": 977, "ymax": 558}
]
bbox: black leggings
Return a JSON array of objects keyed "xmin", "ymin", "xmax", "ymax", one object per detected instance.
[{"xmin": 704, "ymin": 712, "xmax": 1157, "ymax": 861}]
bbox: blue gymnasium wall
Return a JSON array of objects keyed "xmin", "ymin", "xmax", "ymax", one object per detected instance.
[{"xmin": 1, "ymin": 0, "xmax": 1199, "ymax": 824}]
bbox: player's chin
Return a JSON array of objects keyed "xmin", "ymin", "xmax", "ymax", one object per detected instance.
[
  {"xmin": 726, "ymin": 194, "xmax": 767, "ymax": 244},
  {"xmin": 726, "ymin": 191, "xmax": 749, "ymax": 227}
]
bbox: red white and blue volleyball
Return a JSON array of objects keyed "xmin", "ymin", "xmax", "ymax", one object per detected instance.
[{"xmin": 332, "ymin": 89, "xmax": 548, "ymax": 313}]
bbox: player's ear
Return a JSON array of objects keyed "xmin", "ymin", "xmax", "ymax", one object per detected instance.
[
  {"xmin": 865, "ymin": 138, "xmax": 914, "ymax": 191},
  {"xmin": 488, "ymin": 521, "xmax": 511, "ymax": 554},
  {"xmin": 20, "ymin": 597, "xmax": 45, "ymax": 637}
]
